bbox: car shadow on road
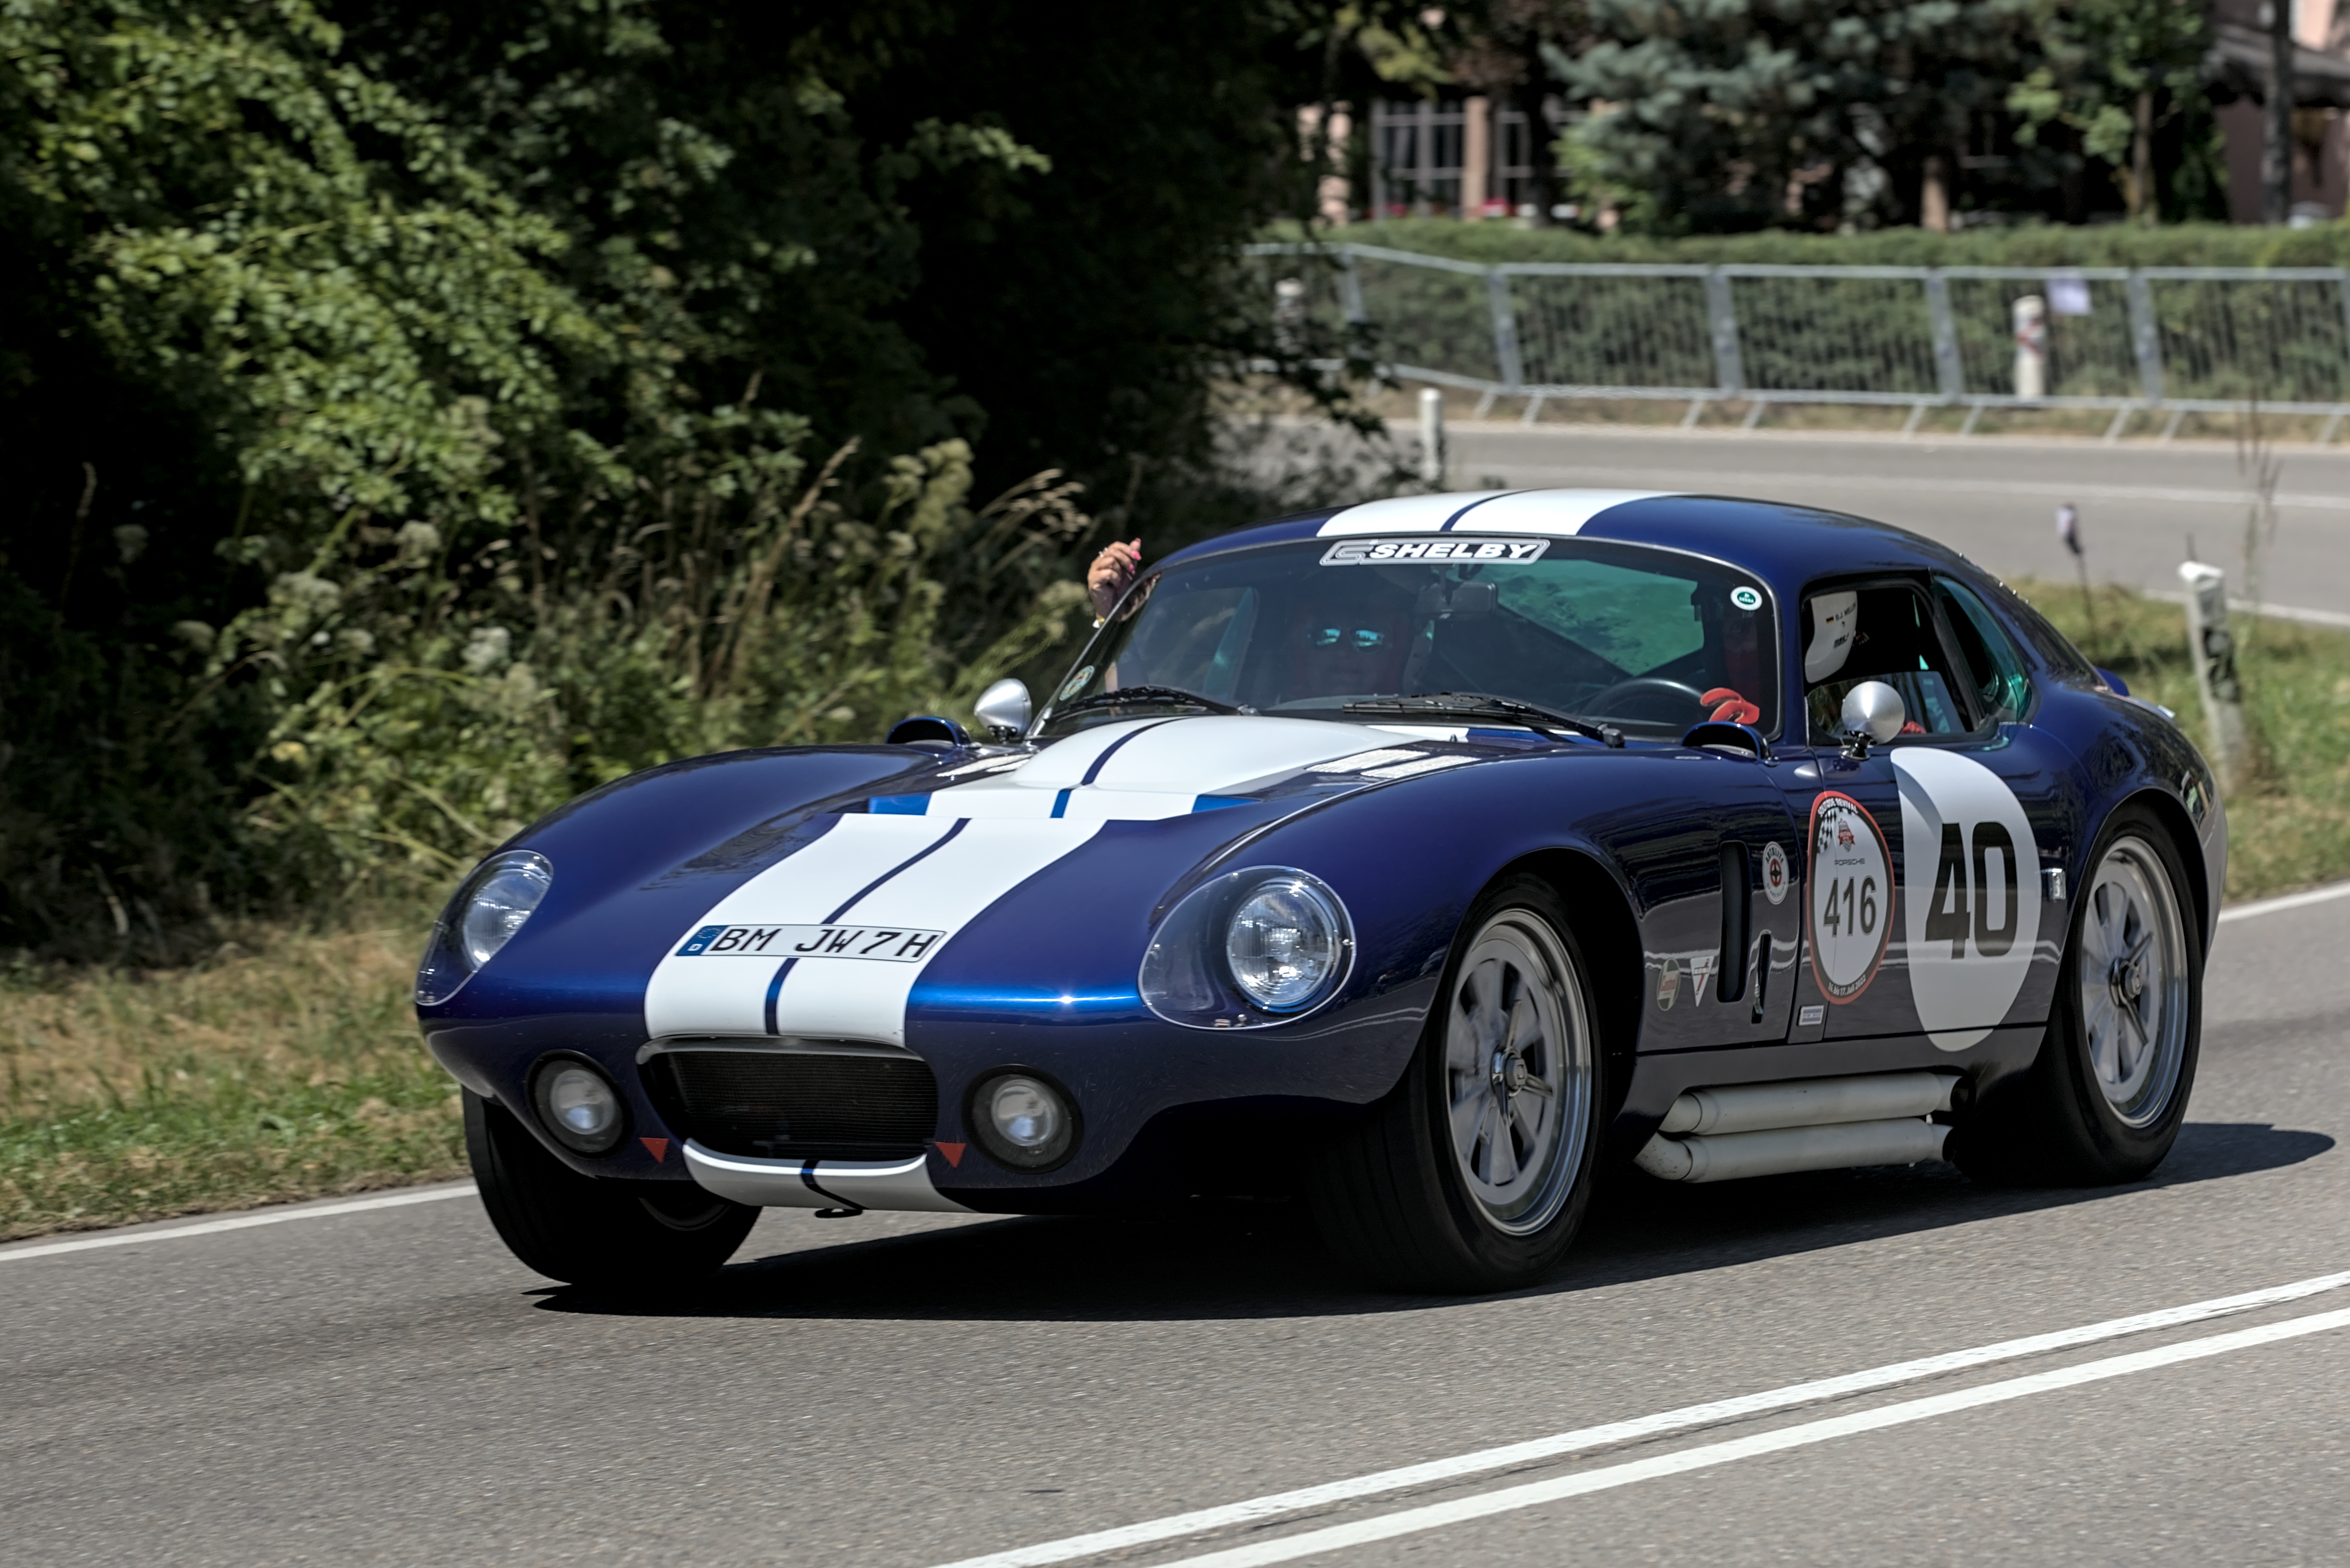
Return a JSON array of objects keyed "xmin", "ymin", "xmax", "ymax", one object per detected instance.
[{"xmin": 535, "ymin": 1119, "xmax": 2332, "ymax": 1324}]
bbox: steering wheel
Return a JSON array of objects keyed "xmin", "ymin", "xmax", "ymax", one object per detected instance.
[{"xmin": 1581, "ymin": 676, "xmax": 1708, "ymax": 720}]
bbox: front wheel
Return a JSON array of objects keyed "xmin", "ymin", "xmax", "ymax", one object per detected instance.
[
  {"xmin": 1309, "ymin": 877, "xmax": 1605, "ymax": 1292},
  {"xmin": 464, "ymin": 1090, "xmax": 758, "ymax": 1291},
  {"xmin": 1950, "ymin": 806, "xmax": 2201, "ymax": 1185}
]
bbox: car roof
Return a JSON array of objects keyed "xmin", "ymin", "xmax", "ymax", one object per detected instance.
[{"xmin": 1157, "ymin": 489, "xmax": 1976, "ymax": 593}]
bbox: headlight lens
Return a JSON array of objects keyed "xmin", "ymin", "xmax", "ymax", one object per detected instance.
[
  {"xmin": 1224, "ymin": 877, "xmax": 1344, "ymax": 1011},
  {"xmin": 969, "ymin": 1071, "xmax": 1078, "ymax": 1170},
  {"xmin": 416, "ymin": 849, "xmax": 554, "ymax": 1005},
  {"xmin": 531, "ymin": 1056, "xmax": 626, "ymax": 1155},
  {"xmin": 461, "ymin": 853, "xmax": 555, "ymax": 968},
  {"xmin": 1137, "ymin": 866, "xmax": 1354, "ymax": 1029}
]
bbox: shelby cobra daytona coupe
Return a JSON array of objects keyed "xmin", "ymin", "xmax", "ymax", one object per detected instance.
[{"xmin": 420, "ymin": 488, "xmax": 2223, "ymax": 1292}]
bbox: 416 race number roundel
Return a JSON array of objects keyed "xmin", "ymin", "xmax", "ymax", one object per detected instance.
[{"xmin": 1808, "ymin": 791, "xmax": 1892, "ymax": 1003}]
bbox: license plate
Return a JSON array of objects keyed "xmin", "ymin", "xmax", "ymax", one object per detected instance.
[{"xmin": 674, "ymin": 923, "xmax": 946, "ymax": 961}]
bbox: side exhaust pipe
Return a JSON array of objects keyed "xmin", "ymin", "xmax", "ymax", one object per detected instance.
[{"xmin": 1635, "ymin": 1070, "xmax": 1959, "ymax": 1185}]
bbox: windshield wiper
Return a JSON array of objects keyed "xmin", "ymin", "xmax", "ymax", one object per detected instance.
[
  {"xmin": 1053, "ymin": 684, "xmax": 1249, "ymax": 718},
  {"xmin": 1343, "ymin": 692, "xmax": 1623, "ymax": 748}
]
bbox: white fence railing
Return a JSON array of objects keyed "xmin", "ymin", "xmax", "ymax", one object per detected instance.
[{"xmin": 1250, "ymin": 242, "xmax": 2350, "ymax": 439}]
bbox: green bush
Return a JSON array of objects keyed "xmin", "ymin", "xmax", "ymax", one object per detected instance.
[
  {"xmin": 0, "ymin": 0, "xmax": 1339, "ymax": 961},
  {"xmin": 1299, "ymin": 218, "xmax": 2350, "ymax": 270},
  {"xmin": 226, "ymin": 439, "xmax": 1096, "ymax": 889}
]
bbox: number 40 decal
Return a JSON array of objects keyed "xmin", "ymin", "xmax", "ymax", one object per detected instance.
[
  {"xmin": 1892, "ymin": 747, "xmax": 2043, "ymax": 1049},
  {"xmin": 1921, "ymin": 822, "xmax": 2019, "ymax": 959}
]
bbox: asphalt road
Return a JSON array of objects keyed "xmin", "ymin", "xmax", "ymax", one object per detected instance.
[
  {"xmin": 1329, "ymin": 421, "xmax": 2350, "ymax": 623},
  {"xmin": 7, "ymin": 886, "xmax": 2350, "ymax": 1568}
]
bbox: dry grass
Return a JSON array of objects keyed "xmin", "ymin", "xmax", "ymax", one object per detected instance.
[{"xmin": 0, "ymin": 908, "xmax": 464, "ymax": 1240}]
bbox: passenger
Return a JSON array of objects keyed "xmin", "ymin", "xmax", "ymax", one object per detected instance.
[{"xmin": 1088, "ymin": 538, "xmax": 1144, "ymax": 621}]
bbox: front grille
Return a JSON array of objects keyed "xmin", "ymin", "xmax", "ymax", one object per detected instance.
[{"xmin": 645, "ymin": 1049, "xmax": 939, "ymax": 1160}]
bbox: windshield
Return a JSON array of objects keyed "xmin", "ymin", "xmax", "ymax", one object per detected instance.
[{"xmin": 1040, "ymin": 534, "xmax": 1780, "ymax": 740}]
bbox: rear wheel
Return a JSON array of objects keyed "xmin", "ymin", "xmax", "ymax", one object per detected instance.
[
  {"xmin": 464, "ymin": 1090, "xmax": 757, "ymax": 1290},
  {"xmin": 1950, "ymin": 806, "xmax": 2201, "ymax": 1185},
  {"xmin": 1309, "ymin": 877, "xmax": 1605, "ymax": 1292}
]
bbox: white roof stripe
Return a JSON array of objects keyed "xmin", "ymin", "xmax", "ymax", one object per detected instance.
[
  {"xmin": 1318, "ymin": 488, "xmax": 1673, "ymax": 538},
  {"xmin": 1314, "ymin": 491, "xmax": 1513, "ymax": 535}
]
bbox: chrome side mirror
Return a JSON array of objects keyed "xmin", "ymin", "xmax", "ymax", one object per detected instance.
[
  {"xmin": 974, "ymin": 677, "xmax": 1032, "ymax": 742},
  {"xmin": 1839, "ymin": 680, "xmax": 1905, "ymax": 757}
]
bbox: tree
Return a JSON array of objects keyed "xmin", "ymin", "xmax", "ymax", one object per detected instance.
[
  {"xmin": 0, "ymin": 0, "xmax": 1321, "ymax": 954},
  {"xmin": 2006, "ymin": 0, "xmax": 2212, "ymax": 222},
  {"xmin": 1555, "ymin": 0, "xmax": 2040, "ymax": 233}
]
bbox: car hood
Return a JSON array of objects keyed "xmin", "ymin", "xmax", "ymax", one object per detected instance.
[
  {"xmin": 636, "ymin": 716, "xmax": 1557, "ymax": 1046},
  {"xmin": 875, "ymin": 714, "xmax": 1503, "ymax": 819}
]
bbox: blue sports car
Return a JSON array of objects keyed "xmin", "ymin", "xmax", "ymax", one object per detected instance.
[{"xmin": 418, "ymin": 489, "xmax": 2223, "ymax": 1292}]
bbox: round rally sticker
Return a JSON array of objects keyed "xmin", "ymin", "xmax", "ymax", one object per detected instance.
[
  {"xmin": 1057, "ymin": 665, "xmax": 1096, "ymax": 701},
  {"xmin": 1730, "ymin": 586, "xmax": 1762, "ymax": 611},
  {"xmin": 1808, "ymin": 792, "xmax": 1892, "ymax": 1002},
  {"xmin": 1761, "ymin": 840, "xmax": 1791, "ymax": 905}
]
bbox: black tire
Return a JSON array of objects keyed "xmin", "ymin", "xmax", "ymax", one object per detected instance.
[
  {"xmin": 1949, "ymin": 804, "xmax": 2202, "ymax": 1186},
  {"xmin": 463, "ymin": 1089, "xmax": 758, "ymax": 1290},
  {"xmin": 1308, "ymin": 875, "xmax": 1607, "ymax": 1292}
]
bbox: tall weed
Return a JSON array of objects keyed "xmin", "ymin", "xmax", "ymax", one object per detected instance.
[{"xmin": 207, "ymin": 437, "xmax": 1098, "ymax": 896}]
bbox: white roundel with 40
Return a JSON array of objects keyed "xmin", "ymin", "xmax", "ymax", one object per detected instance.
[{"xmin": 1894, "ymin": 748, "xmax": 2039, "ymax": 1050}]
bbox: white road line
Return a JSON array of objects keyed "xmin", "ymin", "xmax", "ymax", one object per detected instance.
[
  {"xmin": 926, "ymin": 1268, "xmax": 2350, "ymax": 1568},
  {"xmin": 1439, "ymin": 457, "xmax": 2350, "ymax": 516},
  {"xmin": 2219, "ymin": 880, "xmax": 2350, "ymax": 924},
  {"xmin": 1151, "ymin": 1304, "xmax": 2350, "ymax": 1568},
  {"xmin": 0, "ymin": 1182, "xmax": 478, "ymax": 1263}
]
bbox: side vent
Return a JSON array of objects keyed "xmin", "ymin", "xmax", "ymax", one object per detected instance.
[{"xmin": 1716, "ymin": 842, "xmax": 1750, "ymax": 1003}]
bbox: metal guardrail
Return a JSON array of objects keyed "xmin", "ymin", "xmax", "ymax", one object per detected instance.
[{"xmin": 1249, "ymin": 242, "xmax": 2350, "ymax": 440}]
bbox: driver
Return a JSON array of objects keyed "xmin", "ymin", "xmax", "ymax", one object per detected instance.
[{"xmin": 1281, "ymin": 593, "xmax": 1412, "ymax": 701}]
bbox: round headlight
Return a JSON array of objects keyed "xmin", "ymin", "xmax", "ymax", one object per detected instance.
[
  {"xmin": 1223, "ymin": 877, "xmax": 1344, "ymax": 1011},
  {"xmin": 969, "ymin": 1071, "xmax": 1077, "ymax": 1170},
  {"xmin": 531, "ymin": 1057, "xmax": 626, "ymax": 1155},
  {"xmin": 460, "ymin": 852, "xmax": 554, "ymax": 969},
  {"xmin": 417, "ymin": 850, "xmax": 555, "ymax": 1006}
]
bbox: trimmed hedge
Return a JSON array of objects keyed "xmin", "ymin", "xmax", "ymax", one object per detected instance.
[{"xmin": 1287, "ymin": 218, "xmax": 2350, "ymax": 271}]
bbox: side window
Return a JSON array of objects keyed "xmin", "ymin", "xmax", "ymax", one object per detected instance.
[
  {"xmin": 1801, "ymin": 582, "xmax": 1976, "ymax": 743},
  {"xmin": 1932, "ymin": 577, "xmax": 2033, "ymax": 723}
]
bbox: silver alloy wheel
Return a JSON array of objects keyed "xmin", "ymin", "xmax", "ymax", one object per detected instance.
[
  {"xmin": 2077, "ymin": 835, "xmax": 2191, "ymax": 1128},
  {"xmin": 1441, "ymin": 909, "xmax": 1594, "ymax": 1235}
]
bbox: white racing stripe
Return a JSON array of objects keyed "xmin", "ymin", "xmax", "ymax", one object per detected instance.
[
  {"xmin": 1148, "ymin": 1305, "xmax": 2350, "ymax": 1568},
  {"xmin": 2218, "ymin": 880, "xmax": 2350, "ymax": 924},
  {"xmin": 0, "ymin": 1183, "xmax": 478, "ymax": 1264},
  {"xmin": 1317, "ymin": 489, "xmax": 1668, "ymax": 538},
  {"xmin": 939, "ymin": 718, "xmax": 1390, "ymax": 819},
  {"xmin": 1314, "ymin": 491, "xmax": 1515, "ymax": 536},
  {"xmin": 645, "ymin": 815, "xmax": 963, "ymax": 1038},
  {"xmin": 774, "ymin": 818, "xmax": 1104, "ymax": 1044},
  {"xmin": 925, "ymin": 1267, "xmax": 2350, "ymax": 1568}
]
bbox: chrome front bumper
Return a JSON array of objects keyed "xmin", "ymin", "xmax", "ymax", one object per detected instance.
[{"xmin": 682, "ymin": 1141, "xmax": 973, "ymax": 1213}]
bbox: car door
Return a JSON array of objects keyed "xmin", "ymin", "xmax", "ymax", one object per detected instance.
[
  {"xmin": 1614, "ymin": 759, "xmax": 1806, "ymax": 1053},
  {"xmin": 1778, "ymin": 575, "xmax": 2076, "ymax": 1050}
]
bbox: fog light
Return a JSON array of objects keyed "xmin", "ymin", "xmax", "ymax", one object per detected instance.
[
  {"xmin": 531, "ymin": 1056, "xmax": 626, "ymax": 1155},
  {"xmin": 970, "ymin": 1071, "xmax": 1077, "ymax": 1171}
]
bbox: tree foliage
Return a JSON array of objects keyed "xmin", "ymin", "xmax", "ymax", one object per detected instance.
[
  {"xmin": 0, "ymin": 0, "xmax": 1311, "ymax": 958},
  {"xmin": 2007, "ymin": 0, "xmax": 2215, "ymax": 221},
  {"xmin": 1557, "ymin": 0, "xmax": 2047, "ymax": 233}
]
